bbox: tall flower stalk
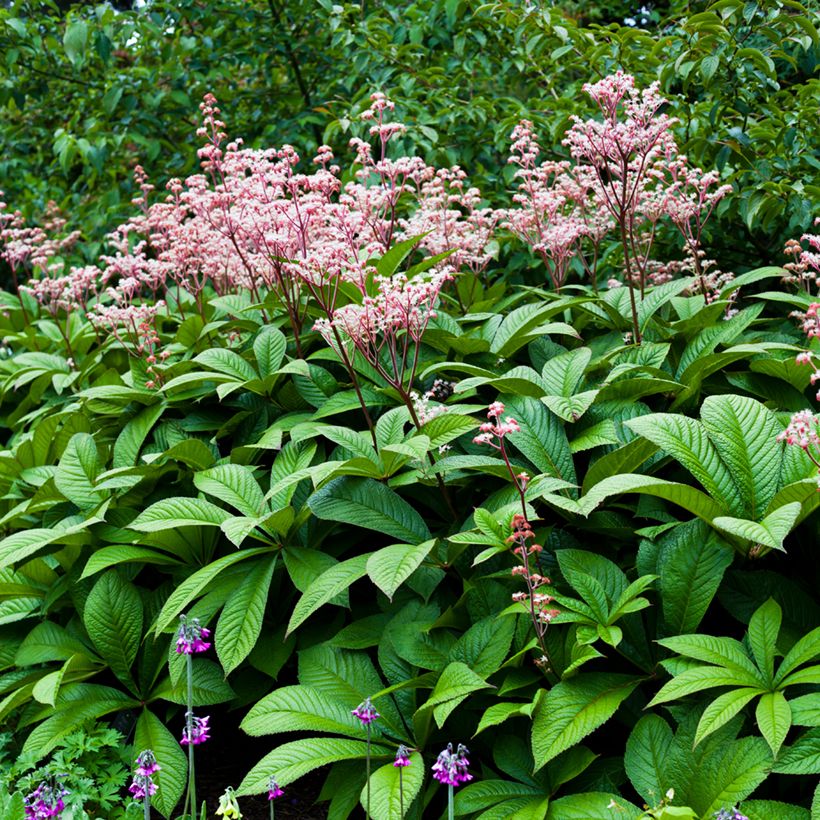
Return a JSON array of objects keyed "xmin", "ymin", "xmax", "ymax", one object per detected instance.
[
  {"xmin": 474, "ymin": 402, "xmax": 559, "ymax": 672},
  {"xmin": 352, "ymin": 696, "xmax": 380, "ymax": 820},
  {"xmin": 129, "ymin": 750, "xmax": 160, "ymax": 820},
  {"xmin": 394, "ymin": 745, "xmax": 411, "ymax": 818},
  {"xmin": 176, "ymin": 615, "xmax": 211, "ymax": 819},
  {"xmin": 267, "ymin": 777, "xmax": 284, "ymax": 820}
]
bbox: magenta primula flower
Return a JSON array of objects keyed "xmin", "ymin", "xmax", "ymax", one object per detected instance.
[
  {"xmin": 352, "ymin": 696, "xmax": 380, "ymax": 726},
  {"xmin": 176, "ymin": 615, "xmax": 211, "ymax": 654},
  {"xmin": 129, "ymin": 749, "xmax": 161, "ymax": 799},
  {"xmin": 431, "ymin": 743, "xmax": 473, "ymax": 786},
  {"xmin": 181, "ymin": 714, "xmax": 210, "ymax": 745},
  {"xmin": 23, "ymin": 777, "xmax": 69, "ymax": 820},
  {"xmin": 394, "ymin": 745, "xmax": 411, "ymax": 767},
  {"xmin": 267, "ymin": 777, "xmax": 284, "ymax": 800}
]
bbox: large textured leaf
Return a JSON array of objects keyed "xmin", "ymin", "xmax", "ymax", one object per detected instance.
[
  {"xmin": 194, "ymin": 348, "xmax": 257, "ymax": 381},
  {"xmin": 449, "ymin": 616, "xmax": 515, "ymax": 678},
  {"xmin": 756, "ymin": 690, "xmax": 792, "ymax": 758},
  {"xmin": 420, "ymin": 661, "xmax": 492, "ymax": 728},
  {"xmin": 624, "ymin": 715, "xmax": 674, "ymax": 805},
  {"xmin": 700, "ymin": 394, "xmax": 783, "ymax": 519},
  {"xmin": 656, "ymin": 520, "xmax": 734, "ymax": 635},
  {"xmin": 194, "ymin": 464, "xmax": 268, "ymax": 518},
  {"xmin": 287, "ymin": 554, "xmax": 370, "ymax": 636},
  {"xmin": 366, "ymin": 540, "xmax": 436, "ymax": 601},
  {"xmin": 55, "ymin": 433, "xmax": 106, "ymax": 509},
  {"xmin": 626, "ymin": 414, "xmax": 740, "ymax": 514},
  {"xmin": 130, "ymin": 497, "xmax": 231, "ymax": 531},
  {"xmin": 748, "ymin": 598, "xmax": 782, "ymax": 685},
  {"xmin": 83, "ymin": 571, "xmax": 142, "ymax": 690},
  {"xmin": 499, "ymin": 395, "xmax": 575, "ymax": 484},
  {"xmin": 237, "ymin": 738, "xmax": 392, "ymax": 795},
  {"xmin": 241, "ymin": 684, "xmax": 369, "ymax": 739},
  {"xmin": 308, "ymin": 477, "xmax": 431, "ymax": 544},
  {"xmin": 774, "ymin": 626, "xmax": 820, "ymax": 685},
  {"xmin": 695, "ymin": 688, "xmax": 762, "ymax": 747},
  {"xmin": 713, "ymin": 503, "xmax": 801, "ymax": 553},
  {"xmin": 134, "ymin": 709, "xmax": 187, "ymax": 819},
  {"xmin": 454, "ymin": 780, "xmax": 543, "ymax": 814},
  {"xmin": 215, "ymin": 556, "xmax": 277, "ymax": 674},
  {"xmin": 579, "ymin": 473, "xmax": 724, "ymax": 521},
  {"xmin": 113, "ymin": 402, "xmax": 165, "ymax": 468},
  {"xmin": 154, "ymin": 548, "xmax": 272, "ymax": 634},
  {"xmin": 360, "ymin": 752, "xmax": 424, "ymax": 820},
  {"xmin": 253, "ymin": 326, "xmax": 287, "ymax": 378},
  {"xmin": 21, "ymin": 683, "xmax": 139, "ymax": 760},
  {"xmin": 773, "ymin": 728, "xmax": 820, "ymax": 775},
  {"xmin": 546, "ymin": 792, "xmax": 642, "ymax": 819},
  {"xmin": 532, "ymin": 674, "xmax": 639, "ymax": 770}
]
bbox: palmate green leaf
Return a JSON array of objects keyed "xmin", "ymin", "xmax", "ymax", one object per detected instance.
[
  {"xmin": 701, "ymin": 394, "xmax": 783, "ymax": 519},
  {"xmin": 748, "ymin": 598, "xmax": 782, "ymax": 685},
  {"xmin": 624, "ymin": 715, "xmax": 674, "ymax": 806},
  {"xmin": 80, "ymin": 545, "xmax": 183, "ymax": 579},
  {"xmin": 83, "ymin": 571, "xmax": 142, "ymax": 691},
  {"xmin": 773, "ymin": 727, "xmax": 820, "ymax": 775},
  {"xmin": 420, "ymin": 661, "xmax": 493, "ymax": 728},
  {"xmin": 474, "ymin": 702, "xmax": 530, "ymax": 736},
  {"xmin": 55, "ymin": 433, "xmax": 106, "ymax": 509},
  {"xmin": 112, "ymin": 401, "xmax": 165, "ymax": 468},
  {"xmin": 542, "ymin": 391, "xmax": 599, "ymax": 423},
  {"xmin": 419, "ymin": 413, "xmax": 476, "ymax": 448},
  {"xmin": 491, "ymin": 302, "xmax": 561, "ymax": 357},
  {"xmin": 237, "ymin": 737, "xmax": 392, "ymax": 795},
  {"xmin": 130, "ymin": 497, "xmax": 231, "ymax": 531},
  {"xmin": 215, "ymin": 555, "xmax": 277, "ymax": 674},
  {"xmin": 360, "ymin": 752, "xmax": 424, "ymax": 820},
  {"xmin": 153, "ymin": 547, "xmax": 272, "ymax": 634},
  {"xmin": 740, "ymin": 801, "xmax": 810, "ymax": 820},
  {"xmin": 581, "ymin": 436, "xmax": 657, "ymax": 493},
  {"xmin": 531, "ymin": 673, "xmax": 639, "ymax": 770},
  {"xmin": 366, "ymin": 540, "xmax": 436, "ymax": 601},
  {"xmin": 756, "ymin": 690, "xmax": 792, "ymax": 757},
  {"xmin": 193, "ymin": 464, "xmax": 268, "ymax": 518},
  {"xmin": 789, "ymin": 693, "xmax": 820, "ymax": 727},
  {"xmin": 241, "ymin": 684, "xmax": 369, "ymax": 739},
  {"xmin": 287, "ymin": 554, "xmax": 370, "ymax": 636},
  {"xmin": 695, "ymin": 688, "xmax": 762, "ymax": 747},
  {"xmin": 541, "ymin": 347, "xmax": 591, "ymax": 397},
  {"xmin": 449, "ymin": 615, "xmax": 515, "ymax": 678},
  {"xmin": 637, "ymin": 277, "xmax": 695, "ymax": 330},
  {"xmin": 15, "ymin": 622, "xmax": 95, "ymax": 665},
  {"xmin": 713, "ymin": 502, "xmax": 801, "ymax": 553},
  {"xmin": 134, "ymin": 708, "xmax": 187, "ymax": 819},
  {"xmin": 308, "ymin": 477, "xmax": 431, "ymax": 544},
  {"xmin": 626, "ymin": 413, "xmax": 741, "ymax": 513},
  {"xmin": 157, "ymin": 658, "xmax": 235, "ymax": 705},
  {"xmin": 656, "ymin": 520, "xmax": 734, "ymax": 635}
]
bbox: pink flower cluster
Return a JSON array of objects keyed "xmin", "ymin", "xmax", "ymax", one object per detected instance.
[
  {"xmin": 472, "ymin": 401, "xmax": 520, "ymax": 446},
  {"xmin": 784, "ymin": 218, "xmax": 820, "ymax": 292},
  {"xmin": 351, "ymin": 697, "xmax": 379, "ymax": 726},
  {"xmin": 23, "ymin": 777, "xmax": 69, "ymax": 820},
  {"xmin": 267, "ymin": 777, "xmax": 284, "ymax": 801}
]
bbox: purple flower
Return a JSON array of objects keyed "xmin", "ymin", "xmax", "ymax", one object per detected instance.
[
  {"xmin": 23, "ymin": 778, "xmax": 69, "ymax": 820},
  {"xmin": 130, "ymin": 749, "xmax": 161, "ymax": 800},
  {"xmin": 267, "ymin": 777, "xmax": 284, "ymax": 800},
  {"xmin": 181, "ymin": 714, "xmax": 210, "ymax": 745},
  {"xmin": 394, "ymin": 745, "xmax": 411, "ymax": 767},
  {"xmin": 176, "ymin": 615, "xmax": 211, "ymax": 654},
  {"xmin": 431, "ymin": 743, "xmax": 472, "ymax": 787},
  {"xmin": 352, "ymin": 696, "xmax": 379, "ymax": 726},
  {"xmin": 714, "ymin": 810, "xmax": 749, "ymax": 820}
]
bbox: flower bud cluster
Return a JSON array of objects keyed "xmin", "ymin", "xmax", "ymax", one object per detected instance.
[{"xmin": 431, "ymin": 743, "xmax": 472, "ymax": 786}]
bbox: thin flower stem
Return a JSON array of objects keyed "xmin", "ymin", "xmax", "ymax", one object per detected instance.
[
  {"xmin": 144, "ymin": 793, "xmax": 151, "ymax": 820},
  {"xmin": 270, "ymin": 798, "xmax": 274, "ymax": 820},
  {"xmin": 186, "ymin": 654, "xmax": 197, "ymax": 819},
  {"xmin": 448, "ymin": 783, "xmax": 454, "ymax": 820},
  {"xmin": 399, "ymin": 766, "xmax": 404, "ymax": 818},
  {"xmin": 365, "ymin": 722, "xmax": 372, "ymax": 820}
]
